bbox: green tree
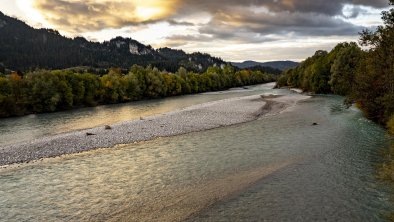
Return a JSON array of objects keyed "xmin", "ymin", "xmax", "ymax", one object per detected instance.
[
  {"xmin": 130, "ymin": 65, "xmax": 147, "ymax": 95},
  {"xmin": 187, "ymin": 73, "xmax": 200, "ymax": 93},
  {"xmin": 100, "ymin": 68, "xmax": 127, "ymax": 103},
  {"xmin": 8, "ymin": 72, "xmax": 26, "ymax": 114},
  {"xmin": 0, "ymin": 76, "xmax": 14, "ymax": 117},
  {"xmin": 354, "ymin": 0, "xmax": 394, "ymax": 123},
  {"xmin": 124, "ymin": 72, "xmax": 142, "ymax": 100},
  {"xmin": 176, "ymin": 67, "xmax": 188, "ymax": 80},
  {"xmin": 329, "ymin": 42, "xmax": 363, "ymax": 95},
  {"xmin": 64, "ymin": 72, "xmax": 85, "ymax": 106},
  {"xmin": 26, "ymin": 70, "xmax": 65, "ymax": 112},
  {"xmin": 144, "ymin": 67, "xmax": 166, "ymax": 98},
  {"xmin": 80, "ymin": 73, "xmax": 100, "ymax": 106}
]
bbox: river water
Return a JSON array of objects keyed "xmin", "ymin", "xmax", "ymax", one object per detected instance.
[
  {"xmin": 0, "ymin": 83, "xmax": 393, "ymax": 221},
  {"xmin": 0, "ymin": 84, "xmax": 279, "ymax": 146}
]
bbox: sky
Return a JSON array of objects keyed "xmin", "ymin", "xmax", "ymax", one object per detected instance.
[{"xmin": 0, "ymin": 0, "xmax": 391, "ymax": 62}]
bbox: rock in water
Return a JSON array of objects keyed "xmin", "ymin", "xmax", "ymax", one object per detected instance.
[{"xmin": 105, "ymin": 125, "xmax": 112, "ymax": 130}]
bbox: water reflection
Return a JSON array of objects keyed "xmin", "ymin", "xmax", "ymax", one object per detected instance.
[
  {"xmin": 0, "ymin": 94, "xmax": 393, "ymax": 221},
  {"xmin": 0, "ymin": 83, "xmax": 282, "ymax": 145}
]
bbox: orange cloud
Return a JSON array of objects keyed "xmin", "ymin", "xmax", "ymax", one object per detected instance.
[{"xmin": 31, "ymin": 0, "xmax": 180, "ymax": 33}]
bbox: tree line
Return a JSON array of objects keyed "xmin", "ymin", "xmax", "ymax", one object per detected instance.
[
  {"xmin": 0, "ymin": 65, "xmax": 275, "ymax": 118},
  {"xmin": 277, "ymin": 0, "xmax": 394, "ymax": 131}
]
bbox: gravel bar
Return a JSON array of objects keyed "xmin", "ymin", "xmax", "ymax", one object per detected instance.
[{"xmin": 0, "ymin": 94, "xmax": 310, "ymax": 166}]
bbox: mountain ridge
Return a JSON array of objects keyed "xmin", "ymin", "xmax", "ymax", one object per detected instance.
[
  {"xmin": 0, "ymin": 11, "xmax": 225, "ymax": 73},
  {"xmin": 232, "ymin": 60, "xmax": 299, "ymax": 70}
]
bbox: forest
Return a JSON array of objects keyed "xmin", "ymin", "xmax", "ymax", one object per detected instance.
[
  {"xmin": 277, "ymin": 0, "xmax": 394, "ymax": 132},
  {"xmin": 0, "ymin": 12, "xmax": 225, "ymax": 73},
  {"xmin": 0, "ymin": 65, "xmax": 275, "ymax": 118}
]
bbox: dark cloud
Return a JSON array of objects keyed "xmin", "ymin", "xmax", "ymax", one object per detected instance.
[
  {"xmin": 198, "ymin": 7, "xmax": 364, "ymax": 40},
  {"xmin": 352, "ymin": 0, "xmax": 388, "ymax": 8},
  {"xmin": 165, "ymin": 32, "xmax": 277, "ymax": 47},
  {"xmin": 179, "ymin": 0, "xmax": 389, "ymax": 16},
  {"xmin": 26, "ymin": 0, "xmax": 390, "ymax": 61},
  {"xmin": 31, "ymin": 0, "xmax": 389, "ymax": 44},
  {"xmin": 33, "ymin": 0, "xmax": 390, "ymax": 31},
  {"xmin": 342, "ymin": 5, "xmax": 369, "ymax": 18},
  {"xmin": 166, "ymin": 19, "xmax": 195, "ymax": 26}
]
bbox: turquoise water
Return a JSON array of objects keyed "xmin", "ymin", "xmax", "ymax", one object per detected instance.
[
  {"xmin": 189, "ymin": 96, "xmax": 393, "ymax": 221},
  {"xmin": 0, "ymin": 83, "xmax": 280, "ymax": 146},
  {"xmin": 0, "ymin": 85, "xmax": 393, "ymax": 221}
]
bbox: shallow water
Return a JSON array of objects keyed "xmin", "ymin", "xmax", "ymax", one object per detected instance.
[
  {"xmin": 0, "ymin": 83, "xmax": 280, "ymax": 145},
  {"xmin": 0, "ymin": 87, "xmax": 393, "ymax": 221}
]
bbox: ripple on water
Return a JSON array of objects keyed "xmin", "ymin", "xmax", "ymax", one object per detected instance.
[
  {"xmin": 0, "ymin": 83, "xmax": 284, "ymax": 146},
  {"xmin": 0, "ymin": 94, "xmax": 393, "ymax": 222}
]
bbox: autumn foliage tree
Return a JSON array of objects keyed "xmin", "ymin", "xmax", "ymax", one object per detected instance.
[
  {"xmin": 354, "ymin": 0, "xmax": 394, "ymax": 123},
  {"xmin": 277, "ymin": 0, "xmax": 394, "ymax": 127},
  {"xmin": 0, "ymin": 65, "xmax": 276, "ymax": 118}
]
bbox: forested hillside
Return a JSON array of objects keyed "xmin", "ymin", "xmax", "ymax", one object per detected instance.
[
  {"xmin": 232, "ymin": 61, "xmax": 299, "ymax": 70},
  {"xmin": 0, "ymin": 10, "xmax": 281, "ymax": 118},
  {"xmin": 0, "ymin": 11, "xmax": 225, "ymax": 73},
  {"xmin": 243, "ymin": 65, "xmax": 282, "ymax": 75},
  {"xmin": 277, "ymin": 0, "xmax": 394, "ymax": 130}
]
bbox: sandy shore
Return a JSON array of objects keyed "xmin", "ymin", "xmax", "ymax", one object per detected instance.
[{"xmin": 0, "ymin": 94, "xmax": 310, "ymax": 166}]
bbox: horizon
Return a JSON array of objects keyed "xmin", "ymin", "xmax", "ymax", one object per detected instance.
[{"xmin": 0, "ymin": 0, "xmax": 391, "ymax": 62}]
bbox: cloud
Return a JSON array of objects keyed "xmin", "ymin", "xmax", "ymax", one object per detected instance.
[
  {"xmin": 161, "ymin": 34, "xmax": 212, "ymax": 47},
  {"xmin": 25, "ymin": 0, "xmax": 390, "ymax": 61},
  {"xmin": 166, "ymin": 19, "xmax": 195, "ymax": 26},
  {"xmin": 342, "ymin": 5, "xmax": 369, "ymax": 18},
  {"xmin": 166, "ymin": 34, "xmax": 213, "ymax": 42},
  {"xmin": 178, "ymin": 0, "xmax": 389, "ymax": 16},
  {"xmin": 32, "ymin": 0, "xmax": 390, "ymax": 33},
  {"xmin": 351, "ymin": 0, "xmax": 388, "ymax": 8},
  {"xmin": 199, "ymin": 8, "xmax": 364, "ymax": 38},
  {"xmin": 32, "ymin": 0, "xmax": 179, "ymax": 32}
]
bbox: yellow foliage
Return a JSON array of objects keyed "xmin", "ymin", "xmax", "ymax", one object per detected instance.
[
  {"xmin": 388, "ymin": 114, "xmax": 394, "ymax": 135},
  {"xmin": 377, "ymin": 144, "xmax": 394, "ymax": 182},
  {"xmin": 9, "ymin": 72, "xmax": 22, "ymax": 81}
]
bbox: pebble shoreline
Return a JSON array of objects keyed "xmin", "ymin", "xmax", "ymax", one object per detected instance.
[{"xmin": 0, "ymin": 94, "xmax": 309, "ymax": 166}]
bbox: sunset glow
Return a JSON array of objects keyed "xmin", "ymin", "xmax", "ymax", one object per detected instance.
[{"xmin": 0, "ymin": 0, "xmax": 390, "ymax": 61}]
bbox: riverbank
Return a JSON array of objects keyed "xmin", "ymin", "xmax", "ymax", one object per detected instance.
[
  {"xmin": 1, "ymin": 92, "xmax": 392, "ymax": 222},
  {"xmin": 0, "ymin": 93, "xmax": 310, "ymax": 166}
]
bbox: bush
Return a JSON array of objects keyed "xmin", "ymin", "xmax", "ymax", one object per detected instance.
[{"xmin": 388, "ymin": 115, "xmax": 394, "ymax": 135}]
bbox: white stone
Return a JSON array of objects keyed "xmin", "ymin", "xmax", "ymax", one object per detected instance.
[{"xmin": 129, "ymin": 44, "xmax": 140, "ymax": 54}]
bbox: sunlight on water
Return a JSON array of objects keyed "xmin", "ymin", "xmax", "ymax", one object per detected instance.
[
  {"xmin": 0, "ymin": 83, "xmax": 281, "ymax": 145},
  {"xmin": 0, "ymin": 86, "xmax": 393, "ymax": 221}
]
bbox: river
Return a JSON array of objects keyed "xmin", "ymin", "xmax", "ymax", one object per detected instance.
[
  {"xmin": 0, "ymin": 83, "xmax": 280, "ymax": 146},
  {"xmin": 0, "ymin": 83, "xmax": 393, "ymax": 221}
]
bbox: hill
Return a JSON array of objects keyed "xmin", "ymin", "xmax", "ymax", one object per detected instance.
[
  {"xmin": 237, "ymin": 65, "xmax": 282, "ymax": 75},
  {"xmin": 232, "ymin": 60, "xmax": 299, "ymax": 70},
  {"xmin": 0, "ymin": 11, "xmax": 225, "ymax": 73}
]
